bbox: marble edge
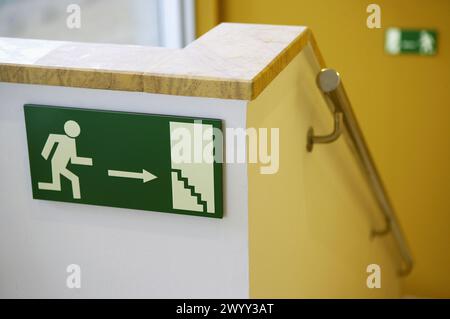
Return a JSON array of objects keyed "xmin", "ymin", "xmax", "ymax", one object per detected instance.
[{"xmin": 0, "ymin": 25, "xmax": 325, "ymax": 100}]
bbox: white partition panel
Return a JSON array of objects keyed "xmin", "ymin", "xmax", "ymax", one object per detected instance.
[{"xmin": 0, "ymin": 83, "xmax": 249, "ymax": 298}]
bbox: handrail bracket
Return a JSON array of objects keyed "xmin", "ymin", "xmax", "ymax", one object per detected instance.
[{"xmin": 307, "ymin": 111, "xmax": 343, "ymax": 152}]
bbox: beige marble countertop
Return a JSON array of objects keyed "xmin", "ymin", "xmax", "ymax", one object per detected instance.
[{"xmin": 0, "ymin": 23, "xmax": 324, "ymax": 100}]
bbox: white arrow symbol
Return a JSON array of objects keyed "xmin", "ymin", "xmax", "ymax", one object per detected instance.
[{"xmin": 107, "ymin": 169, "xmax": 157, "ymax": 183}]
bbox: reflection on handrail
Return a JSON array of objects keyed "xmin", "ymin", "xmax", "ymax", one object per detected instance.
[{"xmin": 308, "ymin": 68, "xmax": 413, "ymax": 276}]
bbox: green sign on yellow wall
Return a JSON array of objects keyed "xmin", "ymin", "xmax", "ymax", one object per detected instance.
[
  {"xmin": 385, "ymin": 28, "xmax": 437, "ymax": 55},
  {"xmin": 24, "ymin": 104, "xmax": 223, "ymax": 218}
]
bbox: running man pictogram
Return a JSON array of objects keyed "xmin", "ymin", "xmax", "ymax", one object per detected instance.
[{"xmin": 38, "ymin": 120, "xmax": 93, "ymax": 199}]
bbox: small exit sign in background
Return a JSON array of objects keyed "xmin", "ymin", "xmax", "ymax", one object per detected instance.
[{"xmin": 385, "ymin": 28, "xmax": 437, "ymax": 56}]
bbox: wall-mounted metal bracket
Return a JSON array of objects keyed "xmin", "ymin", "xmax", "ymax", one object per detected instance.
[
  {"xmin": 371, "ymin": 216, "xmax": 391, "ymax": 237},
  {"xmin": 307, "ymin": 111, "xmax": 343, "ymax": 152}
]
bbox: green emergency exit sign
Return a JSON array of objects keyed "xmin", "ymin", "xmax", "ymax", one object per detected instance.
[
  {"xmin": 385, "ymin": 28, "xmax": 437, "ymax": 55},
  {"xmin": 24, "ymin": 104, "xmax": 223, "ymax": 218}
]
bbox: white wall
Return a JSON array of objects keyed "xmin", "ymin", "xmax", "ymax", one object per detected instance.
[{"xmin": 0, "ymin": 83, "xmax": 249, "ymax": 298}]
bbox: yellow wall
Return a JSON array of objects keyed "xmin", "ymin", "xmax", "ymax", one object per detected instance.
[
  {"xmin": 199, "ymin": 0, "xmax": 450, "ymax": 297},
  {"xmin": 195, "ymin": 0, "xmax": 221, "ymax": 37},
  {"xmin": 247, "ymin": 44, "xmax": 401, "ymax": 298}
]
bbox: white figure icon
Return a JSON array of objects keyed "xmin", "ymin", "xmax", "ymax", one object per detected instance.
[
  {"xmin": 420, "ymin": 31, "xmax": 435, "ymax": 54},
  {"xmin": 38, "ymin": 120, "xmax": 93, "ymax": 199}
]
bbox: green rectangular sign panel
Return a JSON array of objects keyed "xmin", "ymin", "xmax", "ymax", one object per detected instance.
[
  {"xmin": 24, "ymin": 104, "xmax": 223, "ymax": 218},
  {"xmin": 385, "ymin": 28, "xmax": 437, "ymax": 55}
]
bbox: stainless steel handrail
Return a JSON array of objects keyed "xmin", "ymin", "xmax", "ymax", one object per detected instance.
[{"xmin": 310, "ymin": 68, "xmax": 413, "ymax": 276}]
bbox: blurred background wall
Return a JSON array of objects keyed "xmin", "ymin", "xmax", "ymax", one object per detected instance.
[
  {"xmin": 0, "ymin": 0, "xmax": 196, "ymax": 48},
  {"xmin": 0, "ymin": 0, "xmax": 160, "ymax": 45},
  {"xmin": 197, "ymin": 0, "xmax": 450, "ymax": 298}
]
